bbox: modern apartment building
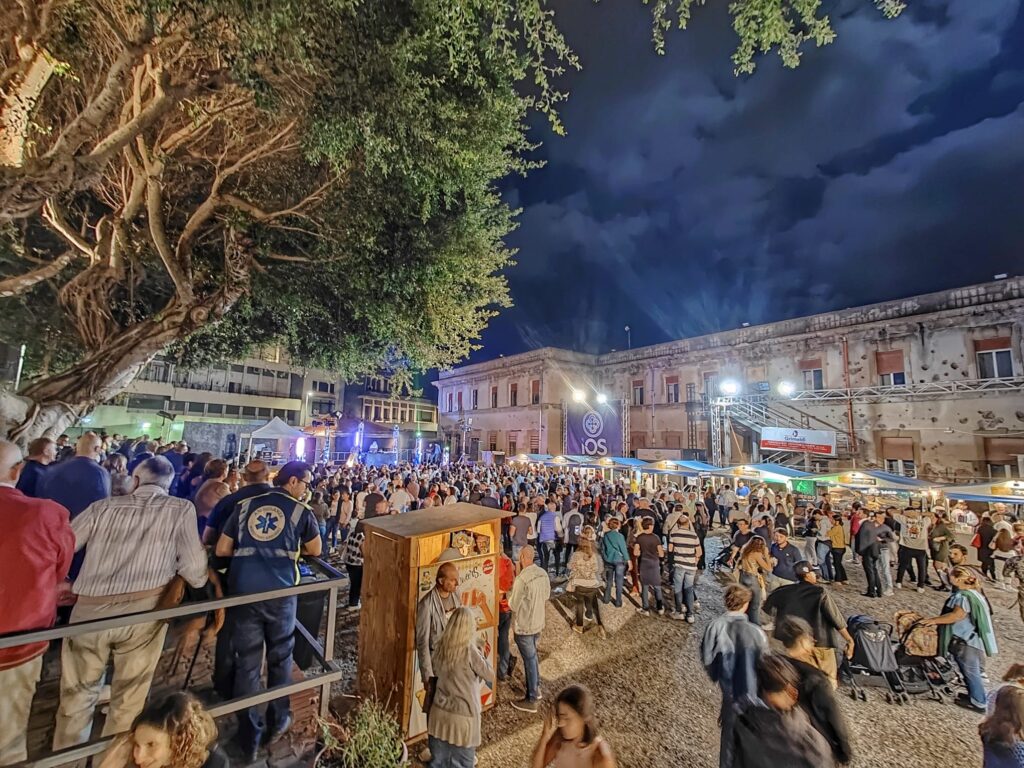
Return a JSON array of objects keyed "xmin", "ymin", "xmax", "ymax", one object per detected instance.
[
  {"xmin": 434, "ymin": 277, "xmax": 1024, "ymax": 482},
  {"xmin": 80, "ymin": 345, "xmax": 346, "ymax": 456}
]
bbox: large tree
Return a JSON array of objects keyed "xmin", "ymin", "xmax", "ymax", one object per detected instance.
[{"xmin": 0, "ymin": 0, "xmax": 902, "ymax": 442}]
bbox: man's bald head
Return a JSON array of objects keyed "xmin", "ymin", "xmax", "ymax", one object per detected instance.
[
  {"xmin": 519, "ymin": 544, "xmax": 536, "ymax": 567},
  {"xmin": 0, "ymin": 439, "xmax": 24, "ymax": 483},
  {"xmin": 243, "ymin": 459, "xmax": 270, "ymax": 484},
  {"xmin": 76, "ymin": 431, "xmax": 102, "ymax": 459}
]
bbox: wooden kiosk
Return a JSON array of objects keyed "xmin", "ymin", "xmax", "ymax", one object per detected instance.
[{"xmin": 357, "ymin": 503, "xmax": 504, "ymax": 739}]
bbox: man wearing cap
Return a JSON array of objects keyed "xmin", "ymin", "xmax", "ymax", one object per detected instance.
[
  {"xmin": 763, "ymin": 561, "xmax": 854, "ymax": 687},
  {"xmin": 216, "ymin": 461, "xmax": 322, "ymax": 762}
]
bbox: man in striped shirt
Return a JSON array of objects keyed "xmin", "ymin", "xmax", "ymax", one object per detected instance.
[
  {"xmin": 53, "ymin": 456, "xmax": 208, "ymax": 751},
  {"xmin": 668, "ymin": 507, "xmax": 702, "ymax": 623}
]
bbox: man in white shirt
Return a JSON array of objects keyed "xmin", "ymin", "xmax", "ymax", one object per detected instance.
[
  {"xmin": 509, "ymin": 546, "xmax": 550, "ymax": 713},
  {"xmin": 389, "ymin": 482, "xmax": 412, "ymax": 513},
  {"xmin": 54, "ymin": 456, "xmax": 208, "ymax": 750}
]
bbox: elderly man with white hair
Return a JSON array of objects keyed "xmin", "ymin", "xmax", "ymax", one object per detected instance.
[{"xmin": 53, "ymin": 455, "xmax": 208, "ymax": 751}]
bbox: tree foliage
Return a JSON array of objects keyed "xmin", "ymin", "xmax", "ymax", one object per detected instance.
[{"xmin": 0, "ymin": 0, "xmax": 901, "ymax": 438}]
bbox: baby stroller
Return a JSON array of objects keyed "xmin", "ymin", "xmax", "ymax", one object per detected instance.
[
  {"xmin": 844, "ymin": 615, "xmax": 926, "ymax": 704},
  {"xmin": 893, "ymin": 610, "xmax": 961, "ymax": 703}
]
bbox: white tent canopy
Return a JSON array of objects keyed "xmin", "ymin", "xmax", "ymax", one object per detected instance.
[
  {"xmin": 245, "ymin": 417, "xmax": 307, "ymax": 460},
  {"xmin": 249, "ymin": 416, "xmax": 306, "ymax": 440}
]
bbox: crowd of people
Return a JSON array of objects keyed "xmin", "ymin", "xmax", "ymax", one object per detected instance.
[{"xmin": 2, "ymin": 431, "xmax": 1023, "ymax": 768}]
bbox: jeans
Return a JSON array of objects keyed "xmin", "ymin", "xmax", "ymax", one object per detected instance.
[
  {"xmin": 497, "ymin": 610, "xmax": 512, "ymax": 676},
  {"xmin": 603, "ymin": 562, "xmax": 625, "ymax": 607},
  {"xmin": 672, "ymin": 567, "xmax": 697, "ymax": 615},
  {"xmin": 318, "ymin": 522, "xmax": 328, "ymax": 553},
  {"xmin": 231, "ymin": 596, "xmax": 297, "ymax": 752},
  {"xmin": 561, "ymin": 543, "xmax": 576, "ymax": 574},
  {"xmin": 862, "ymin": 552, "xmax": 881, "ymax": 597},
  {"xmin": 831, "ymin": 547, "xmax": 848, "ymax": 582},
  {"xmin": 428, "ymin": 735, "xmax": 476, "ymax": 768},
  {"xmin": 737, "ymin": 571, "xmax": 762, "ymax": 625},
  {"xmin": 878, "ymin": 548, "xmax": 893, "ymax": 592},
  {"xmin": 511, "ymin": 544, "xmax": 524, "ymax": 563},
  {"xmin": 815, "ymin": 540, "xmax": 834, "ymax": 581},
  {"xmin": 514, "ymin": 633, "xmax": 541, "ymax": 700},
  {"xmin": 717, "ymin": 505, "xmax": 729, "ymax": 526},
  {"xmin": 951, "ymin": 642, "xmax": 987, "ymax": 708},
  {"xmin": 897, "ymin": 547, "xmax": 927, "ymax": 588},
  {"xmin": 538, "ymin": 540, "xmax": 556, "ymax": 572},
  {"xmin": 641, "ymin": 582, "xmax": 663, "ymax": 612},
  {"xmin": 573, "ymin": 586, "xmax": 604, "ymax": 627},
  {"xmin": 324, "ymin": 518, "xmax": 340, "ymax": 549},
  {"xmin": 346, "ymin": 563, "xmax": 363, "ymax": 607}
]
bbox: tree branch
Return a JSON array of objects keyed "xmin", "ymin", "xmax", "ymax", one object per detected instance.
[
  {"xmin": 144, "ymin": 169, "xmax": 194, "ymax": 303},
  {"xmin": 0, "ymin": 251, "xmax": 75, "ymax": 298},
  {"xmin": 41, "ymin": 200, "xmax": 96, "ymax": 257}
]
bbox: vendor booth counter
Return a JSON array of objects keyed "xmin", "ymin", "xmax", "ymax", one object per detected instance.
[{"xmin": 357, "ymin": 503, "xmax": 504, "ymax": 740}]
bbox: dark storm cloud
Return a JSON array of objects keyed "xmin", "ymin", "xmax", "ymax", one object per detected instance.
[{"xmin": 473, "ymin": 0, "xmax": 1024, "ymax": 361}]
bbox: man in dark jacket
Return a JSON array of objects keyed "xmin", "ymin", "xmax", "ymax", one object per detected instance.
[
  {"xmin": 776, "ymin": 616, "xmax": 852, "ymax": 764},
  {"xmin": 763, "ymin": 562, "xmax": 855, "ymax": 688},
  {"xmin": 15, "ymin": 437, "xmax": 56, "ymax": 497}
]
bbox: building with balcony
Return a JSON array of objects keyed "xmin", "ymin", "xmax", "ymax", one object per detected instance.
[
  {"xmin": 78, "ymin": 345, "xmax": 346, "ymax": 456},
  {"xmin": 434, "ymin": 277, "xmax": 1024, "ymax": 482}
]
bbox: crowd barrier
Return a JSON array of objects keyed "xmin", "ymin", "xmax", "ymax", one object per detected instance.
[{"xmin": 0, "ymin": 559, "xmax": 346, "ymax": 768}]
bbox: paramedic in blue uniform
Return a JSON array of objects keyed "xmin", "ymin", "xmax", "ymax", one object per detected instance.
[{"xmin": 215, "ymin": 461, "xmax": 322, "ymax": 761}]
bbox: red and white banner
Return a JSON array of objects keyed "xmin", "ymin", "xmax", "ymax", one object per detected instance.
[{"xmin": 760, "ymin": 427, "xmax": 836, "ymax": 457}]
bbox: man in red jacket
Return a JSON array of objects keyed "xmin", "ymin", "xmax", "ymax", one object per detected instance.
[{"xmin": 0, "ymin": 439, "xmax": 74, "ymax": 765}]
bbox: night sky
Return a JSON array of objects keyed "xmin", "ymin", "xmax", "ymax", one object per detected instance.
[{"xmin": 470, "ymin": 0, "xmax": 1024, "ymax": 363}]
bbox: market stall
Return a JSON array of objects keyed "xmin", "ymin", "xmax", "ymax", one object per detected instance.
[
  {"xmin": 357, "ymin": 503, "xmax": 504, "ymax": 741},
  {"xmin": 810, "ymin": 469, "xmax": 939, "ymax": 512}
]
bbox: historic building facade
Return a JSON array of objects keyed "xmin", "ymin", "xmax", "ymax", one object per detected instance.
[{"xmin": 435, "ymin": 277, "xmax": 1024, "ymax": 482}]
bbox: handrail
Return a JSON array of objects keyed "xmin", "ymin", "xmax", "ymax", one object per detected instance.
[
  {"xmin": 0, "ymin": 574, "xmax": 341, "ymax": 649},
  {"xmin": 9, "ymin": 558, "xmax": 346, "ymax": 767}
]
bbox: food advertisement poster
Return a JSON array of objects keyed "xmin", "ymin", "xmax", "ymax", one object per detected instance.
[{"xmin": 407, "ymin": 551, "xmax": 498, "ymax": 738}]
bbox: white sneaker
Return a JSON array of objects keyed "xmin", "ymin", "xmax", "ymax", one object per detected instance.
[
  {"xmin": 693, "ymin": 600, "xmax": 701, "ymax": 611},
  {"xmin": 917, "ymin": 587, "xmax": 924, "ymax": 593},
  {"xmin": 686, "ymin": 615, "xmax": 695, "ymax": 624},
  {"xmin": 673, "ymin": 612, "xmax": 686, "ymax": 621},
  {"xmin": 895, "ymin": 583, "xmax": 902, "ymax": 590},
  {"xmin": 883, "ymin": 589, "xmax": 894, "ymax": 597}
]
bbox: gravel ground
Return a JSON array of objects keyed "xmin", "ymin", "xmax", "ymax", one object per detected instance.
[{"xmin": 329, "ymin": 539, "xmax": 1023, "ymax": 767}]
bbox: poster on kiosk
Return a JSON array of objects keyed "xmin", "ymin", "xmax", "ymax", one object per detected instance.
[{"xmin": 407, "ymin": 535, "xmax": 498, "ymax": 738}]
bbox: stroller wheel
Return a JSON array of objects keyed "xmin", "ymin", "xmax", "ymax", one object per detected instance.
[
  {"xmin": 859, "ymin": 690, "xmax": 868, "ymax": 702},
  {"xmin": 884, "ymin": 693, "xmax": 893, "ymax": 704},
  {"xmin": 849, "ymin": 689, "xmax": 857, "ymax": 700},
  {"xmin": 943, "ymin": 686, "xmax": 954, "ymax": 695},
  {"xmin": 901, "ymin": 693, "xmax": 910, "ymax": 703}
]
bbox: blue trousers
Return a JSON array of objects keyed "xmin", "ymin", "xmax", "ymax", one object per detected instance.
[
  {"xmin": 428, "ymin": 735, "xmax": 476, "ymax": 768},
  {"xmin": 816, "ymin": 540, "xmax": 834, "ymax": 581},
  {"xmin": 951, "ymin": 642, "xmax": 987, "ymax": 708},
  {"xmin": 231, "ymin": 596, "xmax": 298, "ymax": 752},
  {"xmin": 514, "ymin": 633, "xmax": 540, "ymax": 700},
  {"xmin": 672, "ymin": 566, "xmax": 697, "ymax": 615},
  {"xmin": 603, "ymin": 563, "xmax": 625, "ymax": 607}
]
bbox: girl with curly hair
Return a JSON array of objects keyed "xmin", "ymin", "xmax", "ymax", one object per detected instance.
[{"xmin": 99, "ymin": 693, "xmax": 225, "ymax": 768}]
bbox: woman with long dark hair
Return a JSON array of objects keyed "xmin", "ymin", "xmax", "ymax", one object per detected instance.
[
  {"xmin": 531, "ymin": 685, "xmax": 616, "ymax": 768},
  {"xmin": 736, "ymin": 536, "xmax": 772, "ymax": 626}
]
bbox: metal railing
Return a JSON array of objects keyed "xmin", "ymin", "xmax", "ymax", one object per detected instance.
[{"xmin": 1, "ymin": 559, "xmax": 346, "ymax": 768}]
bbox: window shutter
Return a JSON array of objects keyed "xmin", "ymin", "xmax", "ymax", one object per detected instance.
[
  {"xmin": 974, "ymin": 336, "xmax": 1011, "ymax": 353},
  {"xmin": 881, "ymin": 437, "xmax": 914, "ymax": 461},
  {"xmin": 875, "ymin": 350, "xmax": 905, "ymax": 375},
  {"xmin": 799, "ymin": 358, "xmax": 822, "ymax": 371}
]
